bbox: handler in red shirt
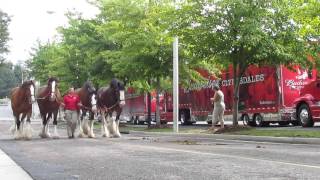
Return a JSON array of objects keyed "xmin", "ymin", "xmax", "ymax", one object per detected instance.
[{"xmin": 61, "ymin": 86, "xmax": 82, "ymax": 138}]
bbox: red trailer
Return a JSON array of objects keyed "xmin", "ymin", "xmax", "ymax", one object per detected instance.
[
  {"xmin": 160, "ymin": 65, "xmax": 317, "ymax": 126},
  {"xmin": 122, "ymin": 88, "xmax": 159, "ymax": 124}
]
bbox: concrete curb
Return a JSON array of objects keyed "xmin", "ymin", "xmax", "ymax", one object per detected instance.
[
  {"xmin": 129, "ymin": 131, "xmax": 320, "ymax": 145},
  {"xmin": 0, "ymin": 149, "xmax": 33, "ymax": 180}
]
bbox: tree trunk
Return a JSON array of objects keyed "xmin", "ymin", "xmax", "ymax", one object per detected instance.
[
  {"xmin": 147, "ymin": 91, "xmax": 152, "ymax": 128},
  {"xmin": 232, "ymin": 64, "xmax": 240, "ymax": 126},
  {"xmin": 155, "ymin": 77, "xmax": 161, "ymax": 125},
  {"xmin": 232, "ymin": 62, "xmax": 246, "ymax": 126}
]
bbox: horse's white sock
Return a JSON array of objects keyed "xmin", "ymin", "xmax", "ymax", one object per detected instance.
[
  {"xmin": 23, "ymin": 121, "xmax": 33, "ymax": 140},
  {"xmin": 82, "ymin": 118, "xmax": 89, "ymax": 135},
  {"xmin": 105, "ymin": 116, "xmax": 111, "ymax": 138},
  {"xmin": 78, "ymin": 118, "xmax": 85, "ymax": 138},
  {"xmin": 89, "ymin": 120, "xmax": 95, "ymax": 138},
  {"xmin": 14, "ymin": 128, "xmax": 22, "ymax": 140},
  {"xmin": 115, "ymin": 120, "xmax": 121, "ymax": 138},
  {"xmin": 53, "ymin": 125, "xmax": 59, "ymax": 139},
  {"xmin": 45, "ymin": 123, "xmax": 51, "ymax": 138},
  {"xmin": 39, "ymin": 125, "xmax": 46, "ymax": 138}
]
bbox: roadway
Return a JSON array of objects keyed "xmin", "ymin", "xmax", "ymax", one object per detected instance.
[{"xmin": 1, "ymin": 101, "xmax": 320, "ymax": 179}]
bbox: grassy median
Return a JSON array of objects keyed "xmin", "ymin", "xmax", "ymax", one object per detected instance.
[
  {"xmin": 117, "ymin": 124, "xmax": 320, "ymax": 138},
  {"xmin": 226, "ymin": 129, "xmax": 320, "ymax": 138}
]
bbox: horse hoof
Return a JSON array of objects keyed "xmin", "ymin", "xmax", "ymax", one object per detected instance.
[
  {"xmin": 78, "ymin": 133, "xmax": 86, "ymax": 138},
  {"xmin": 14, "ymin": 132, "xmax": 22, "ymax": 140},
  {"xmin": 52, "ymin": 135, "xmax": 60, "ymax": 139},
  {"xmin": 114, "ymin": 134, "xmax": 121, "ymax": 138},
  {"xmin": 39, "ymin": 133, "xmax": 46, "ymax": 138},
  {"xmin": 14, "ymin": 135, "xmax": 22, "ymax": 140},
  {"xmin": 102, "ymin": 134, "xmax": 107, "ymax": 137},
  {"xmin": 24, "ymin": 134, "xmax": 32, "ymax": 140},
  {"xmin": 24, "ymin": 136, "xmax": 32, "ymax": 141},
  {"xmin": 88, "ymin": 134, "xmax": 95, "ymax": 138}
]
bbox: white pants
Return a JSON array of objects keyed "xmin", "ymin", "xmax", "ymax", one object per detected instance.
[{"xmin": 212, "ymin": 104, "xmax": 225, "ymax": 125}]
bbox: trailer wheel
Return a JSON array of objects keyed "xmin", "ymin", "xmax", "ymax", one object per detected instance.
[
  {"xmin": 134, "ymin": 116, "xmax": 139, "ymax": 125},
  {"xmin": 298, "ymin": 104, "xmax": 314, "ymax": 127},
  {"xmin": 253, "ymin": 114, "xmax": 268, "ymax": 127},
  {"xmin": 241, "ymin": 114, "xmax": 251, "ymax": 126},
  {"xmin": 180, "ymin": 110, "xmax": 192, "ymax": 125}
]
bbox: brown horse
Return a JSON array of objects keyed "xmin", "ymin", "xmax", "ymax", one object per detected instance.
[
  {"xmin": 37, "ymin": 77, "xmax": 62, "ymax": 138},
  {"xmin": 10, "ymin": 80, "xmax": 36, "ymax": 140},
  {"xmin": 76, "ymin": 81, "xmax": 97, "ymax": 138},
  {"xmin": 97, "ymin": 78, "xmax": 125, "ymax": 138}
]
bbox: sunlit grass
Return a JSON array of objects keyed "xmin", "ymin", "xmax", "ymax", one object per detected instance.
[
  {"xmin": 95, "ymin": 122, "xmax": 320, "ymax": 138},
  {"xmin": 226, "ymin": 129, "xmax": 320, "ymax": 138}
]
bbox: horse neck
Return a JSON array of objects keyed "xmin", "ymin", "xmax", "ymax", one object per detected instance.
[
  {"xmin": 37, "ymin": 86, "xmax": 48, "ymax": 97},
  {"xmin": 105, "ymin": 88, "xmax": 118, "ymax": 105},
  {"xmin": 16, "ymin": 87, "xmax": 28, "ymax": 102},
  {"xmin": 79, "ymin": 88, "xmax": 91, "ymax": 106}
]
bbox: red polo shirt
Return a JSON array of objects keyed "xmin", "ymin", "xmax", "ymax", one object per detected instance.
[{"xmin": 63, "ymin": 93, "xmax": 80, "ymax": 111}]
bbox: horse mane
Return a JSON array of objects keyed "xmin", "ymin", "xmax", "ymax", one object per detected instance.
[
  {"xmin": 110, "ymin": 78, "xmax": 124, "ymax": 90},
  {"xmin": 83, "ymin": 81, "xmax": 96, "ymax": 94}
]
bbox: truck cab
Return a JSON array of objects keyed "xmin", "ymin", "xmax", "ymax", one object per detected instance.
[{"xmin": 294, "ymin": 80, "xmax": 320, "ymax": 127}]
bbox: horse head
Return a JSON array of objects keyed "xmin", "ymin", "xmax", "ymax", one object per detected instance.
[
  {"xmin": 21, "ymin": 80, "xmax": 36, "ymax": 104},
  {"xmin": 47, "ymin": 77, "xmax": 59, "ymax": 101},
  {"xmin": 84, "ymin": 81, "xmax": 97, "ymax": 113},
  {"xmin": 110, "ymin": 78, "xmax": 125, "ymax": 107}
]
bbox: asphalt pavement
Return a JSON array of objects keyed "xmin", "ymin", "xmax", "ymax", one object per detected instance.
[
  {"xmin": 2, "ymin": 101, "xmax": 320, "ymax": 179},
  {"xmin": 1, "ymin": 121, "xmax": 320, "ymax": 180}
]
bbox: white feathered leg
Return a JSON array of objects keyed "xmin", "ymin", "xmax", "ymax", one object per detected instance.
[
  {"xmin": 114, "ymin": 120, "xmax": 121, "ymax": 138},
  {"xmin": 101, "ymin": 112, "xmax": 108, "ymax": 137},
  {"xmin": 78, "ymin": 118, "xmax": 86, "ymax": 138},
  {"xmin": 45, "ymin": 123, "xmax": 51, "ymax": 138},
  {"xmin": 105, "ymin": 115, "xmax": 111, "ymax": 138},
  {"xmin": 52, "ymin": 125, "xmax": 60, "ymax": 139},
  {"xmin": 88, "ymin": 120, "xmax": 95, "ymax": 138},
  {"xmin": 23, "ymin": 121, "xmax": 33, "ymax": 140},
  {"xmin": 14, "ymin": 128, "xmax": 22, "ymax": 140},
  {"xmin": 82, "ymin": 118, "xmax": 90, "ymax": 135},
  {"xmin": 108, "ymin": 117, "xmax": 115, "ymax": 138},
  {"xmin": 39, "ymin": 124, "xmax": 46, "ymax": 138}
]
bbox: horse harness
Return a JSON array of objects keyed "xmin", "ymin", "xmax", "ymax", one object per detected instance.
[
  {"xmin": 36, "ymin": 91, "xmax": 62, "ymax": 104},
  {"xmin": 99, "ymin": 101, "xmax": 120, "ymax": 114}
]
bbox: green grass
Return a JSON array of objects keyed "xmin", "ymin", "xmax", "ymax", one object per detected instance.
[
  {"xmin": 94, "ymin": 123, "xmax": 320, "ymax": 138},
  {"xmin": 226, "ymin": 129, "xmax": 320, "ymax": 138}
]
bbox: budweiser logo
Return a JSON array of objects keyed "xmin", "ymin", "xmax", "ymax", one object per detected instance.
[
  {"xmin": 184, "ymin": 74, "xmax": 265, "ymax": 93},
  {"xmin": 285, "ymin": 80, "xmax": 308, "ymax": 90}
]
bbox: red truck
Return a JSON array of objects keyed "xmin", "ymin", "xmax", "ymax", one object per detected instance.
[
  {"xmin": 124, "ymin": 65, "xmax": 318, "ymax": 126},
  {"xmin": 293, "ymin": 79, "xmax": 320, "ymax": 127}
]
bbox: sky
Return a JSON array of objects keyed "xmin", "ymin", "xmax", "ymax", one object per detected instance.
[{"xmin": 0, "ymin": 0, "xmax": 99, "ymax": 64}]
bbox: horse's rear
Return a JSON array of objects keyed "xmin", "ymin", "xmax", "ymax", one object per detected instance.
[{"xmin": 10, "ymin": 81, "xmax": 35, "ymax": 140}]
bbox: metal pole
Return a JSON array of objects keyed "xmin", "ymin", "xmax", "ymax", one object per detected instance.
[{"xmin": 173, "ymin": 37, "xmax": 179, "ymax": 133}]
